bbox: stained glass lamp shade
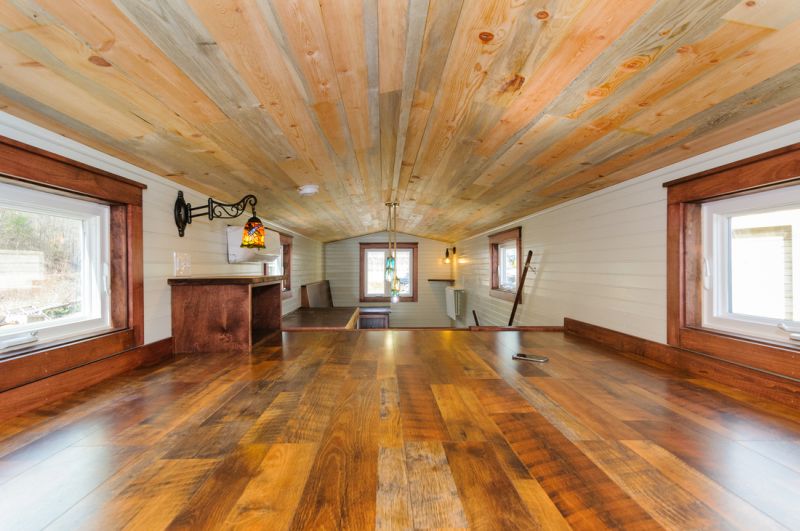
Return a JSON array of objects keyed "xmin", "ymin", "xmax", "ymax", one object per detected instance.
[{"xmin": 241, "ymin": 214, "xmax": 266, "ymax": 249}]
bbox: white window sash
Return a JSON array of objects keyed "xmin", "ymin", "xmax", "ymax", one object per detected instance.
[
  {"xmin": 701, "ymin": 185, "xmax": 800, "ymax": 343},
  {"xmin": 0, "ymin": 182, "xmax": 111, "ymax": 347}
]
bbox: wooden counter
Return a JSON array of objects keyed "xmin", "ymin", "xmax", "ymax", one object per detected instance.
[{"xmin": 168, "ymin": 275, "xmax": 284, "ymax": 353}]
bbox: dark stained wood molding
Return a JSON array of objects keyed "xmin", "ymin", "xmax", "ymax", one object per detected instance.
[
  {"xmin": 127, "ymin": 203, "xmax": 145, "ymax": 345},
  {"xmin": 279, "ymin": 232, "xmax": 293, "ymax": 294},
  {"xmin": 0, "ymin": 134, "xmax": 146, "ymax": 205},
  {"xmin": 564, "ymin": 318, "xmax": 800, "ymax": 408},
  {"xmin": 665, "ymin": 143, "xmax": 800, "ymax": 379},
  {"xmin": 489, "ymin": 227, "xmax": 522, "ymax": 303},
  {"xmin": 359, "ymin": 242, "xmax": 419, "ymax": 303},
  {"xmin": 469, "ymin": 325, "xmax": 564, "ymax": 331},
  {"xmin": 0, "ymin": 330, "xmax": 135, "ymax": 393},
  {"xmin": 0, "ymin": 337, "xmax": 174, "ymax": 422},
  {"xmin": 662, "ymin": 142, "xmax": 800, "ymax": 191}
]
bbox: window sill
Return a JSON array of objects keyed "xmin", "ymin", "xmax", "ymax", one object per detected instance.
[
  {"xmin": 0, "ymin": 328, "xmax": 135, "ymax": 392},
  {"xmin": 677, "ymin": 325, "xmax": 800, "ymax": 380},
  {"xmin": 490, "ymin": 289, "xmax": 519, "ymax": 303},
  {"xmin": 0, "ymin": 326, "xmax": 121, "ymax": 360}
]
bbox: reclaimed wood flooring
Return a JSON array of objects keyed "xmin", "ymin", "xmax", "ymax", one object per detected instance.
[{"xmin": 1, "ymin": 330, "xmax": 799, "ymax": 530}]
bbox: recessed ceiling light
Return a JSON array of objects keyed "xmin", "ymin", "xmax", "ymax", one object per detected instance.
[{"xmin": 297, "ymin": 184, "xmax": 319, "ymax": 196}]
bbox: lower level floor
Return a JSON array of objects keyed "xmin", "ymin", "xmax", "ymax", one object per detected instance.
[{"xmin": 0, "ymin": 330, "xmax": 799, "ymax": 529}]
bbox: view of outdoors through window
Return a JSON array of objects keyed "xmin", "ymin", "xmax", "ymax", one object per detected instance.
[
  {"xmin": 366, "ymin": 248, "xmax": 412, "ymax": 297},
  {"xmin": 0, "ymin": 207, "xmax": 84, "ymax": 335},
  {"xmin": 498, "ymin": 241, "xmax": 517, "ymax": 291},
  {"xmin": 730, "ymin": 208, "xmax": 799, "ymax": 321}
]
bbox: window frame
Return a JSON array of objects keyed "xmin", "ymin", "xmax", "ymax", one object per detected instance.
[
  {"xmin": 489, "ymin": 227, "xmax": 522, "ymax": 302},
  {"xmin": 275, "ymin": 233, "xmax": 293, "ymax": 300},
  {"xmin": 0, "ymin": 182, "xmax": 112, "ymax": 345},
  {"xmin": 0, "ymin": 134, "xmax": 145, "ymax": 389},
  {"xmin": 359, "ymin": 242, "xmax": 418, "ymax": 303},
  {"xmin": 665, "ymin": 142, "xmax": 800, "ymax": 380},
  {"xmin": 700, "ymin": 186, "xmax": 800, "ymax": 342}
]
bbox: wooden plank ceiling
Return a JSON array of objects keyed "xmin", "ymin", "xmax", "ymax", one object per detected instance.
[{"xmin": 0, "ymin": 0, "xmax": 799, "ymax": 242}]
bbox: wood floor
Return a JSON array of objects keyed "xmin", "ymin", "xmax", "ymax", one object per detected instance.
[{"xmin": 1, "ymin": 330, "xmax": 799, "ymax": 530}]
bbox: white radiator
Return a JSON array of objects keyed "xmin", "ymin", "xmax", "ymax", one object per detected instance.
[{"xmin": 445, "ymin": 287, "xmax": 465, "ymax": 320}]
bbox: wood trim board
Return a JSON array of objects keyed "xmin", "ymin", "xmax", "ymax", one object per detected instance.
[
  {"xmin": 564, "ymin": 318, "xmax": 800, "ymax": 408},
  {"xmin": 0, "ymin": 337, "xmax": 173, "ymax": 422}
]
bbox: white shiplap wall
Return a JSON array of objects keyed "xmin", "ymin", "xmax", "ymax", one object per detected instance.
[
  {"xmin": 0, "ymin": 112, "xmax": 323, "ymax": 344},
  {"xmin": 455, "ymin": 120, "xmax": 800, "ymax": 343},
  {"xmin": 325, "ymin": 232, "xmax": 454, "ymax": 327}
]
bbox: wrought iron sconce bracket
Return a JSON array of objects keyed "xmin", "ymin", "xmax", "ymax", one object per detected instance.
[{"xmin": 174, "ymin": 191, "xmax": 259, "ymax": 237}]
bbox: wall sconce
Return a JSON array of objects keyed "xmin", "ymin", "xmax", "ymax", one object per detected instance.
[
  {"xmin": 174, "ymin": 191, "xmax": 265, "ymax": 249},
  {"xmin": 444, "ymin": 246, "xmax": 456, "ymax": 264}
]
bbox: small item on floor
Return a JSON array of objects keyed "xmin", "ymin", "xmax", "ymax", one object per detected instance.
[{"xmin": 513, "ymin": 353, "xmax": 549, "ymax": 363}]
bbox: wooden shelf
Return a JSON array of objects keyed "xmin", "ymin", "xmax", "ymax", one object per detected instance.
[{"xmin": 427, "ymin": 278, "xmax": 455, "ymax": 282}]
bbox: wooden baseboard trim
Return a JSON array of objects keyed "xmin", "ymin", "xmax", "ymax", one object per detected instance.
[
  {"xmin": 0, "ymin": 337, "xmax": 173, "ymax": 422},
  {"xmin": 563, "ymin": 318, "xmax": 800, "ymax": 407},
  {"xmin": 469, "ymin": 326, "xmax": 564, "ymax": 332}
]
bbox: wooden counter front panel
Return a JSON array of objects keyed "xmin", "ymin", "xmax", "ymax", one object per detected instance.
[{"xmin": 171, "ymin": 284, "xmax": 252, "ymax": 354}]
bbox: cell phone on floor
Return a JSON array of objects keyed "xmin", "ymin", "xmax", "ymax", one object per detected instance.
[{"xmin": 512, "ymin": 353, "xmax": 549, "ymax": 363}]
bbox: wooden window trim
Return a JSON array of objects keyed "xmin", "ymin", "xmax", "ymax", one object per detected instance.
[
  {"xmin": 0, "ymin": 135, "xmax": 145, "ymax": 389},
  {"xmin": 280, "ymin": 233, "xmax": 293, "ymax": 300},
  {"xmin": 359, "ymin": 242, "xmax": 418, "ymax": 303},
  {"xmin": 489, "ymin": 227, "xmax": 522, "ymax": 303},
  {"xmin": 664, "ymin": 142, "xmax": 800, "ymax": 380}
]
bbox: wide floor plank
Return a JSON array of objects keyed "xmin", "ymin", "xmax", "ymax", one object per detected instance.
[{"xmin": 0, "ymin": 330, "xmax": 798, "ymax": 530}]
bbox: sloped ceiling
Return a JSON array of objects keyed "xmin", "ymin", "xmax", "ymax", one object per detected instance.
[{"xmin": 0, "ymin": 0, "xmax": 799, "ymax": 242}]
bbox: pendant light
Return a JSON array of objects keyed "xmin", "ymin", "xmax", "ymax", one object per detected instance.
[{"xmin": 385, "ymin": 201, "xmax": 400, "ymax": 303}]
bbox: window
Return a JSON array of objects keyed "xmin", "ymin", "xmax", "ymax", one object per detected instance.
[
  {"xmin": 489, "ymin": 227, "xmax": 521, "ymax": 301},
  {"xmin": 359, "ymin": 242, "xmax": 418, "ymax": 302},
  {"xmin": 263, "ymin": 233, "xmax": 292, "ymax": 298},
  {"xmin": 702, "ymin": 186, "xmax": 800, "ymax": 342},
  {"xmin": 665, "ymin": 143, "xmax": 800, "ymax": 381},
  {"xmin": 281, "ymin": 233, "xmax": 292, "ymax": 297},
  {"xmin": 0, "ymin": 182, "xmax": 111, "ymax": 348}
]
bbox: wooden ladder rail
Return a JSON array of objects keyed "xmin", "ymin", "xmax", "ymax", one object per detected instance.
[{"xmin": 508, "ymin": 250, "xmax": 533, "ymax": 326}]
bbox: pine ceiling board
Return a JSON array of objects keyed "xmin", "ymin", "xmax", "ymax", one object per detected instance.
[
  {"xmin": 0, "ymin": 39, "xmax": 151, "ymax": 140},
  {"xmin": 0, "ymin": 2, "xmax": 46, "ymax": 32},
  {"xmin": 403, "ymin": 0, "xmax": 657, "ymax": 235},
  {"xmin": 430, "ymin": 0, "xmax": 731, "ymax": 209},
  {"xmin": 476, "ymin": 0, "xmax": 657, "ymax": 158},
  {"xmin": 405, "ymin": 0, "xmax": 535, "ymax": 199},
  {"xmin": 185, "ymin": 0, "xmax": 369, "ymax": 239},
  {"xmin": 266, "ymin": 0, "xmax": 354, "ymax": 162},
  {"xmin": 112, "ymin": 0, "xmax": 260, "ymax": 116},
  {"xmin": 0, "ymin": 24, "xmax": 204, "ymax": 142},
  {"xmin": 625, "ymin": 19, "xmax": 800, "ymax": 136},
  {"xmin": 185, "ymin": 0, "xmax": 336, "ymax": 181},
  {"xmin": 397, "ymin": 0, "xmax": 463, "ymax": 203},
  {"xmin": 429, "ymin": 0, "xmax": 767, "ymax": 230},
  {"xmin": 446, "ymin": 68, "xmax": 800, "ymax": 241},
  {"xmin": 388, "ymin": 0, "xmax": 429, "ymax": 203},
  {"xmin": 17, "ymin": 0, "xmax": 226, "ymax": 124},
  {"xmin": 722, "ymin": 0, "xmax": 800, "ymax": 30},
  {"xmin": 571, "ymin": 64, "xmax": 800, "ymax": 198},
  {"xmin": 519, "ymin": 21, "xmax": 772, "ymax": 196},
  {"xmin": 0, "ymin": 1, "xmax": 799, "ymax": 242}
]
